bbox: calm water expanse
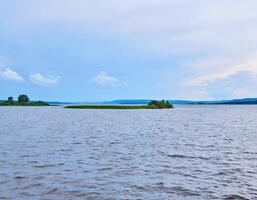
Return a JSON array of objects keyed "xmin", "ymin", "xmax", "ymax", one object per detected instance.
[{"xmin": 1, "ymin": 105, "xmax": 257, "ymax": 200}]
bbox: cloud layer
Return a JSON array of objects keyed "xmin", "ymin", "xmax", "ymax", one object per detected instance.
[
  {"xmin": 0, "ymin": 68, "xmax": 24, "ymax": 82},
  {"xmin": 1, "ymin": 1, "xmax": 257, "ymax": 99},
  {"xmin": 11, "ymin": 1, "xmax": 257, "ymax": 90}
]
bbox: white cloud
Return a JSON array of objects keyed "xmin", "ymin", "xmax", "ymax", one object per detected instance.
[
  {"xmin": 92, "ymin": 71, "xmax": 123, "ymax": 85},
  {"xmin": 30, "ymin": 73, "xmax": 60, "ymax": 86},
  {"xmin": 0, "ymin": 68, "xmax": 24, "ymax": 82},
  {"xmin": 183, "ymin": 53, "xmax": 257, "ymax": 86}
]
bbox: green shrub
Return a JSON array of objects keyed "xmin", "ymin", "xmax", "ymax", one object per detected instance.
[{"xmin": 148, "ymin": 100, "xmax": 173, "ymax": 108}]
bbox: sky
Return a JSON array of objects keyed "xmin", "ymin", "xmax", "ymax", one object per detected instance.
[{"xmin": 1, "ymin": 0, "xmax": 257, "ymax": 101}]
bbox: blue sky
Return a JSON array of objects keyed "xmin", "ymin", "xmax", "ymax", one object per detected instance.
[{"xmin": 1, "ymin": 0, "xmax": 257, "ymax": 101}]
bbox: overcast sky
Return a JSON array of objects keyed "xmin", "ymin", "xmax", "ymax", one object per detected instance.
[{"xmin": 1, "ymin": 0, "xmax": 257, "ymax": 101}]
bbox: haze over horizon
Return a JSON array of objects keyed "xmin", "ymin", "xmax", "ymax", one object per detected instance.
[{"xmin": 1, "ymin": 1, "xmax": 257, "ymax": 101}]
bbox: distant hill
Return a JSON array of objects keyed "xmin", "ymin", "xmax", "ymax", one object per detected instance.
[
  {"xmin": 47, "ymin": 101, "xmax": 75, "ymax": 105},
  {"xmin": 213, "ymin": 98, "xmax": 257, "ymax": 104},
  {"xmin": 106, "ymin": 99, "xmax": 152, "ymax": 105},
  {"xmin": 180, "ymin": 98, "xmax": 257, "ymax": 105},
  {"xmin": 45, "ymin": 98, "xmax": 257, "ymax": 105},
  {"xmin": 106, "ymin": 98, "xmax": 257, "ymax": 105}
]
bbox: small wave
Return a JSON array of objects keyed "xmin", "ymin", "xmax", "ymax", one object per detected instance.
[
  {"xmin": 45, "ymin": 188, "xmax": 63, "ymax": 195},
  {"xmin": 72, "ymin": 142, "xmax": 82, "ymax": 145},
  {"xmin": 22, "ymin": 183, "xmax": 43, "ymax": 189},
  {"xmin": 14, "ymin": 176, "xmax": 25, "ymax": 180},
  {"xmin": 97, "ymin": 167, "xmax": 112, "ymax": 171},
  {"xmin": 0, "ymin": 197, "xmax": 10, "ymax": 200},
  {"xmin": 155, "ymin": 183, "xmax": 201, "ymax": 197},
  {"xmin": 33, "ymin": 164, "xmax": 56, "ymax": 168},
  {"xmin": 130, "ymin": 185, "xmax": 146, "ymax": 191},
  {"xmin": 242, "ymin": 151, "xmax": 257, "ymax": 155},
  {"xmin": 158, "ymin": 151, "xmax": 209, "ymax": 160},
  {"xmin": 222, "ymin": 194, "xmax": 250, "ymax": 200}
]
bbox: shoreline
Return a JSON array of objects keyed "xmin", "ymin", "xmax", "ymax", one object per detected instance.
[{"xmin": 64, "ymin": 105, "xmax": 173, "ymax": 109}]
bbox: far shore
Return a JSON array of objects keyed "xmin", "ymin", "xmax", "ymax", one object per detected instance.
[{"xmin": 0, "ymin": 102, "xmax": 50, "ymax": 106}]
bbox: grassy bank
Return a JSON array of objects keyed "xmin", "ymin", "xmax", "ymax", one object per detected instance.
[
  {"xmin": 64, "ymin": 105, "xmax": 167, "ymax": 109},
  {"xmin": 0, "ymin": 94, "xmax": 50, "ymax": 106},
  {"xmin": 65, "ymin": 100, "xmax": 173, "ymax": 109},
  {"xmin": 0, "ymin": 101, "xmax": 49, "ymax": 106}
]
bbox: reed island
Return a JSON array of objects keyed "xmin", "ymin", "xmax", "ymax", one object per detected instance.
[{"xmin": 65, "ymin": 100, "xmax": 173, "ymax": 109}]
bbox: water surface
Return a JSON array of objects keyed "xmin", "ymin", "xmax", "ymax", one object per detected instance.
[{"xmin": 1, "ymin": 105, "xmax": 257, "ymax": 199}]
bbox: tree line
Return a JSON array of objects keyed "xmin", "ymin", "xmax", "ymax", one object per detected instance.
[{"xmin": 1, "ymin": 94, "xmax": 49, "ymax": 106}]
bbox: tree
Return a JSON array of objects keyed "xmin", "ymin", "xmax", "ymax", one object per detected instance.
[
  {"xmin": 7, "ymin": 97, "xmax": 13, "ymax": 102},
  {"xmin": 148, "ymin": 100, "xmax": 173, "ymax": 108},
  {"xmin": 18, "ymin": 94, "xmax": 30, "ymax": 103}
]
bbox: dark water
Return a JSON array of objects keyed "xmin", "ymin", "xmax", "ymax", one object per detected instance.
[{"xmin": 1, "ymin": 105, "xmax": 257, "ymax": 200}]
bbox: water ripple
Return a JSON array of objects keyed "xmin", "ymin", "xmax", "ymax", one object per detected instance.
[{"xmin": 1, "ymin": 105, "xmax": 257, "ymax": 199}]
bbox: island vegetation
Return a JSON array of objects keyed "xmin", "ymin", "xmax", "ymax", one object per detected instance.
[
  {"xmin": 65, "ymin": 100, "xmax": 173, "ymax": 109},
  {"xmin": 0, "ymin": 94, "xmax": 49, "ymax": 106}
]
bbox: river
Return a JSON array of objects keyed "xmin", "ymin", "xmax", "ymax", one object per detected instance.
[{"xmin": 0, "ymin": 105, "xmax": 257, "ymax": 199}]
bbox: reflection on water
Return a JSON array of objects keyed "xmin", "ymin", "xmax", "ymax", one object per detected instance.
[{"xmin": 0, "ymin": 105, "xmax": 257, "ymax": 199}]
